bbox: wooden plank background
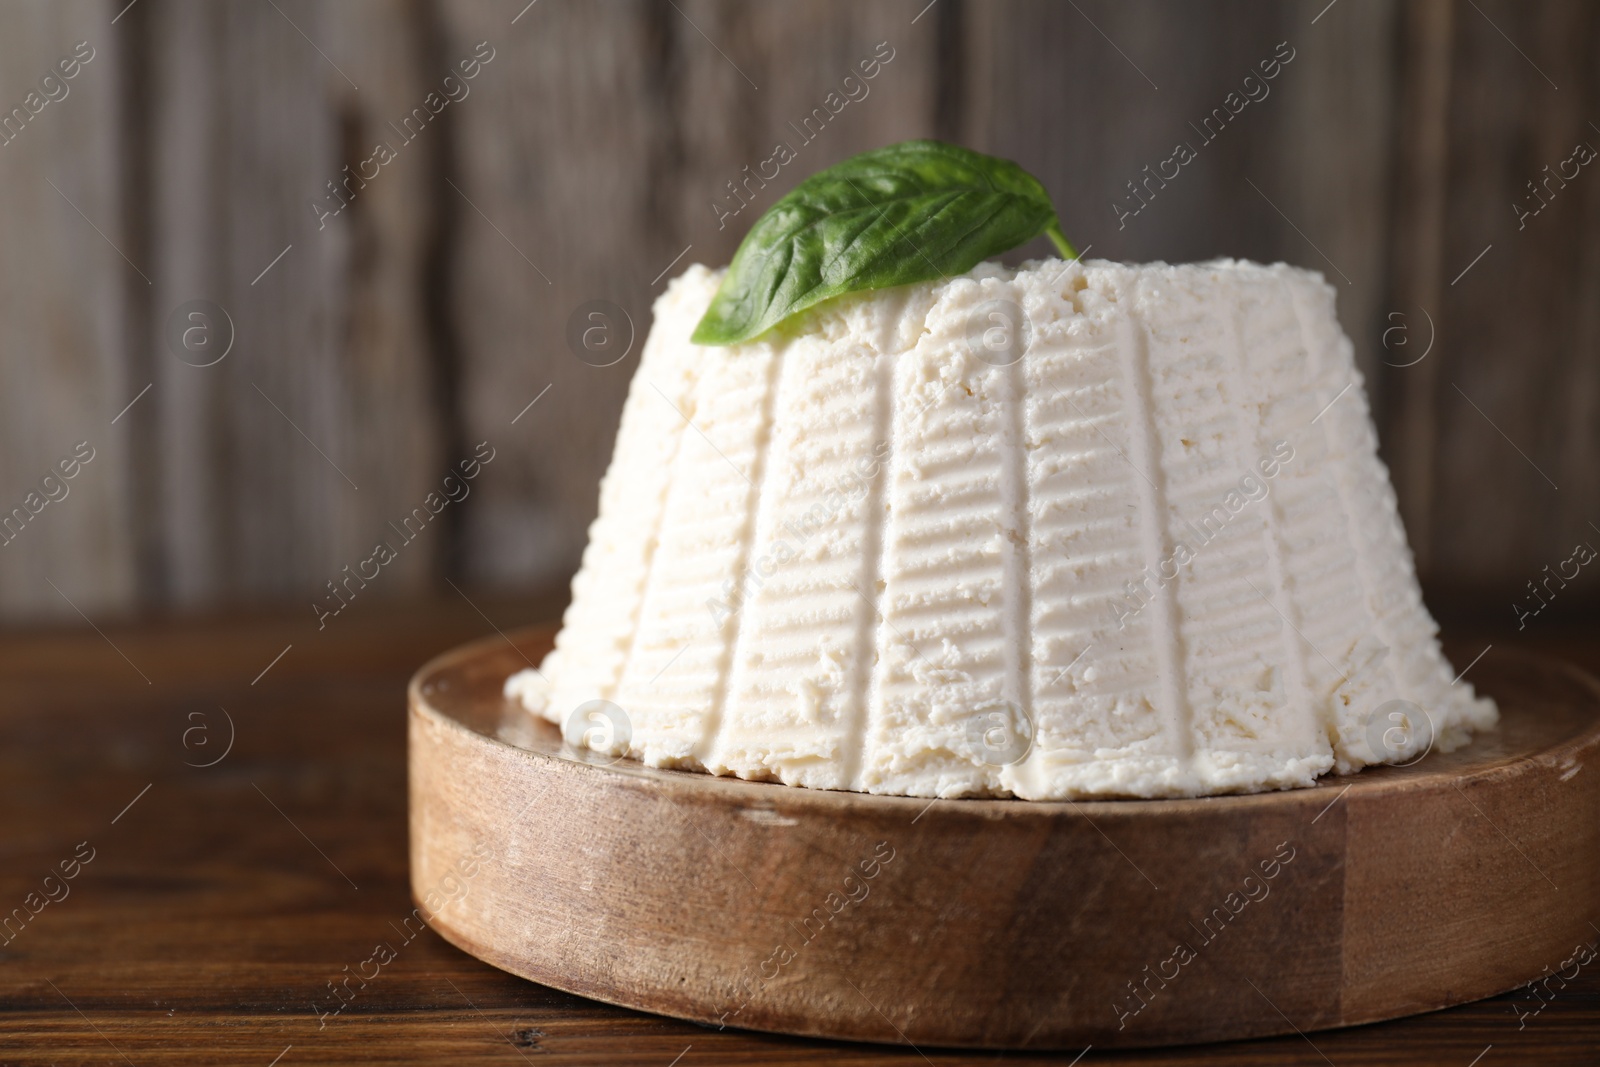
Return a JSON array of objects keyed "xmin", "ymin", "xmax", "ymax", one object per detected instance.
[{"xmin": 0, "ymin": 0, "xmax": 1594, "ymax": 623}]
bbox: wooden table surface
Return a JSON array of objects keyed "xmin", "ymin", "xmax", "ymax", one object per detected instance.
[{"xmin": 1, "ymin": 598, "xmax": 1596, "ymax": 1066}]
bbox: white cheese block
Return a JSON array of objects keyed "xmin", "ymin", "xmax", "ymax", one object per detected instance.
[{"xmin": 506, "ymin": 258, "xmax": 1497, "ymax": 799}]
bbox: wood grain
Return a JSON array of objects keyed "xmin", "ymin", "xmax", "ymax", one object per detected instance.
[
  {"xmin": 1, "ymin": 604, "xmax": 1597, "ymax": 1064},
  {"xmin": 129, "ymin": 0, "xmax": 447, "ymax": 609},
  {"xmin": 1382, "ymin": 0, "xmax": 1455, "ymax": 571},
  {"xmin": 410, "ymin": 626, "xmax": 1600, "ymax": 1050},
  {"xmin": 439, "ymin": 0, "xmax": 940, "ymax": 590},
  {"xmin": 0, "ymin": 0, "xmax": 137, "ymax": 616},
  {"xmin": 1, "ymin": 0, "xmax": 1596, "ymax": 620},
  {"xmin": 1422, "ymin": 0, "xmax": 1600, "ymax": 594}
]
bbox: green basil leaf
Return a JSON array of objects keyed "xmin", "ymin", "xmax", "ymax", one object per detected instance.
[{"xmin": 691, "ymin": 139, "xmax": 1075, "ymax": 346}]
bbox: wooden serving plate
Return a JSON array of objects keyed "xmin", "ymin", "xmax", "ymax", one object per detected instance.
[{"xmin": 408, "ymin": 627, "xmax": 1600, "ymax": 1050}]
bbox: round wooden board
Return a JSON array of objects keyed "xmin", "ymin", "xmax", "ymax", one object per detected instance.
[{"xmin": 408, "ymin": 627, "xmax": 1600, "ymax": 1050}]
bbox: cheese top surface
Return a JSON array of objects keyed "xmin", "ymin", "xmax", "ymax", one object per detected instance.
[{"xmin": 505, "ymin": 258, "xmax": 1496, "ymax": 799}]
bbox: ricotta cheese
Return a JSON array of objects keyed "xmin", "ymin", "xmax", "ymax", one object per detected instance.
[{"xmin": 506, "ymin": 258, "xmax": 1497, "ymax": 799}]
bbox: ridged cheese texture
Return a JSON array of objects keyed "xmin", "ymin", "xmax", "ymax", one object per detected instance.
[{"xmin": 506, "ymin": 258, "xmax": 1497, "ymax": 799}]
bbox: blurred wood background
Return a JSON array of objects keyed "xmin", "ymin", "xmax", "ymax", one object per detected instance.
[{"xmin": 0, "ymin": 0, "xmax": 1594, "ymax": 623}]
